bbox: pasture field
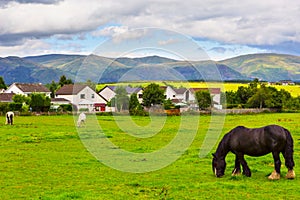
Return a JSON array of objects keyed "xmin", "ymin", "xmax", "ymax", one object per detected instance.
[
  {"xmin": 96, "ymin": 81, "xmax": 300, "ymax": 97},
  {"xmin": 1, "ymin": 113, "xmax": 300, "ymax": 199}
]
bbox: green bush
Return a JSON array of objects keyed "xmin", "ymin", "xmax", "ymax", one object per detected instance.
[
  {"xmin": 8, "ymin": 103, "xmax": 23, "ymax": 111},
  {"xmin": 0, "ymin": 102, "xmax": 9, "ymax": 114},
  {"xmin": 59, "ymin": 104, "xmax": 73, "ymax": 112}
]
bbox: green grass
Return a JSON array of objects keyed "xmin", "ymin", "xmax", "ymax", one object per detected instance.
[{"xmin": 1, "ymin": 113, "xmax": 300, "ymax": 199}]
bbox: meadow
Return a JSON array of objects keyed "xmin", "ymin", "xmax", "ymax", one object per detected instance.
[{"xmin": 1, "ymin": 113, "xmax": 300, "ymax": 199}]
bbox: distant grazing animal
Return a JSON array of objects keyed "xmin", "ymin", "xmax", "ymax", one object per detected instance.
[
  {"xmin": 77, "ymin": 112, "xmax": 86, "ymax": 127},
  {"xmin": 5, "ymin": 111, "xmax": 14, "ymax": 125},
  {"xmin": 212, "ymin": 125, "xmax": 295, "ymax": 180}
]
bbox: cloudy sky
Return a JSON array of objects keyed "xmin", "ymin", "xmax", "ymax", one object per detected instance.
[{"xmin": 0, "ymin": 0, "xmax": 299, "ymax": 60}]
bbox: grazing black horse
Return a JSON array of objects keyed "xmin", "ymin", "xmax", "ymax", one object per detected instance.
[{"xmin": 212, "ymin": 125, "xmax": 295, "ymax": 180}]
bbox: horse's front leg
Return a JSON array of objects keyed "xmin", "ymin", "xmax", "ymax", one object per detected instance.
[
  {"xmin": 232, "ymin": 154, "xmax": 241, "ymax": 176},
  {"xmin": 237, "ymin": 153, "xmax": 251, "ymax": 177},
  {"xmin": 268, "ymin": 152, "xmax": 281, "ymax": 180}
]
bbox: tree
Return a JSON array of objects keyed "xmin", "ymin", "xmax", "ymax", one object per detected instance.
[
  {"xmin": 235, "ymin": 86, "xmax": 254, "ymax": 105},
  {"xmin": 195, "ymin": 90, "xmax": 211, "ymax": 110},
  {"xmin": 0, "ymin": 76, "xmax": 7, "ymax": 90},
  {"xmin": 49, "ymin": 80, "xmax": 58, "ymax": 98},
  {"xmin": 59, "ymin": 75, "xmax": 73, "ymax": 87},
  {"xmin": 114, "ymin": 86, "xmax": 129, "ymax": 112},
  {"xmin": 142, "ymin": 83, "xmax": 165, "ymax": 107},
  {"xmin": 30, "ymin": 93, "xmax": 51, "ymax": 112},
  {"xmin": 129, "ymin": 93, "xmax": 144, "ymax": 115},
  {"xmin": 246, "ymin": 84, "xmax": 269, "ymax": 108},
  {"xmin": 286, "ymin": 96, "xmax": 300, "ymax": 110},
  {"xmin": 265, "ymin": 87, "xmax": 291, "ymax": 109},
  {"xmin": 12, "ymin": 94, "xmax": 30, "ymax": 104}
]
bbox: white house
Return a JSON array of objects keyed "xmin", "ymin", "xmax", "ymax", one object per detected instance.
[
  {"xmin": 5, "ymin": 83, "xmax": 51, "ymax": 97},
  {"xmin": 164, "ymin": 86, "xmax": 187, "ymax": 103},
  {"xmin": 164, "ymin": 86, "xmax": 222, "ymax": 109},
  {"xmin": 99, "ymin": 85, "xmax": 143, "ymax": 103},
  {"xmin": 55, "ymin": 84, "xmax": 107, "ymax": 112}
]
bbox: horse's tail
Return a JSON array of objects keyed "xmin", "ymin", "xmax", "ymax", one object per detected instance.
[{"xmin": 284, "ymin": 128, "xmax": 295, "ymax": 169}]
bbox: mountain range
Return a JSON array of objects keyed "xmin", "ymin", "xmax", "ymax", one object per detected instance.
[{"xmin": 0, "ymin": 53, "xmax": 300, "ymax": 84}]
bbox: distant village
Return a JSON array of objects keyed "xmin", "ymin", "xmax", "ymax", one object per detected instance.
[
  {"xmin": 0, "ymin": 82, "xmax": 222, "ymax": 113},
  {"xmin": 0, "ymin": 78, "xmax": 297, "ymax": 114}
]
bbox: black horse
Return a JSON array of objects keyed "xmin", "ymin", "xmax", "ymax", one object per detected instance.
[{"xmin": 212, "ymin": 125, "xmax": 295, "ymax": 180}]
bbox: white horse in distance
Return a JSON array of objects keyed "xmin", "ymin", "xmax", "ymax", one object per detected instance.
[
  {"xmin": 77, "ymin": 112, "xmax": 86, "ymax": 127},
  {"xmin": 6, "ymin": 111, "xmax": 14, "ymax": 125}
]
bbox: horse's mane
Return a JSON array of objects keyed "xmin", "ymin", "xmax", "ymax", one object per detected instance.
[{"xmin": 215, "ymin": 132, "xmax": 231, "ymax": 158}]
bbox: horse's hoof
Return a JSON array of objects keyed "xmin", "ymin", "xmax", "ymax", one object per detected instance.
[
  {"xmin": 268, "ymin": 170, "xmax": 280, "ymax": 180},
  {"xmin": 232, "ymin": 172, "xmax": 241, "ymax": 176},
  {"xmin": 232, "ymin": 168, "xmax": 241, "ymax": 176},
  {"xmin": 286, "ymin": 169, "xmax": 295, "ymax": 179},
  {"xmin": 242, "ymin": 171, "xmax": 251, "ymax": 177}
]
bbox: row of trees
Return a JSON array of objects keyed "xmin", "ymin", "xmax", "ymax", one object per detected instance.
[
  {"xmin": 0, "ymin": 93, "xmax": 51, "ymax": 113},
  {"xmin": 223, "ymin": 79, "xmax": 300, "ymax": 110}
]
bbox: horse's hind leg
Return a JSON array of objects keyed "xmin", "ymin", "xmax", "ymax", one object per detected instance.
[
  {"xmin": 232, "ymin": 154, "xmax": 241, "ymax": 176},
  {"xmin": 268, "ymin": 152, "xmax": 281, "ymax": 180},
  {"xmin": 282, "ymin": 150, "xmax": 295, "ymax": 179}
]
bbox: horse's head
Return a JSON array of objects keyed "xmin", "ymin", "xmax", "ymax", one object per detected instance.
[{"xmin": 212, "ymin": 153, "xmax": 226, "ymax": 177}]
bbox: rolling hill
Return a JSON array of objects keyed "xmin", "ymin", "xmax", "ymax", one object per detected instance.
[
  {"xmin": 0, "ymin": 53, "xmax": 299, "ymax": 84},
  {"xmin": 219, "ymin": 53, "xmax": 300, "ymax": 81}
]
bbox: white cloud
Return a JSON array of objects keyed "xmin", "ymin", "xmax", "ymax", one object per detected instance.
[
  {"xmin": 158, "ymin": 39, "xmax": 179, "ymax": 46},
  {"xmin": 92, "ymin": 26, "xmax": 148, "ymax": 43},
  {"xmin": 0, "ymin": 0, "xmax": 299, "ymax": 56}
]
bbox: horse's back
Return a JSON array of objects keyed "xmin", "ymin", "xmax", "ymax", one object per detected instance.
[{"xmin": 229, "ymin": 125, "xmax": 287, "ymax": 156}]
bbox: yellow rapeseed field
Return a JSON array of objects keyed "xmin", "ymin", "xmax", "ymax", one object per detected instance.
[{"xmin": 97, "ymin": 81, "xmax": 300, "ymax": 97}]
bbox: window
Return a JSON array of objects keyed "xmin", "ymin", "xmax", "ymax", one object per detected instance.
[
  {"xmin": 91, "ymin": 94, "xmax": 95, "ymax": 98},
  {"xmin": 80, "ymin": 94, "xmax": 85, "ymax": 99}
]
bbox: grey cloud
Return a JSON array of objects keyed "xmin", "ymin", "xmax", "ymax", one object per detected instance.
[{"xmin": 209, "ymin": 47, "xmax": 227, "ymax": 54}]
